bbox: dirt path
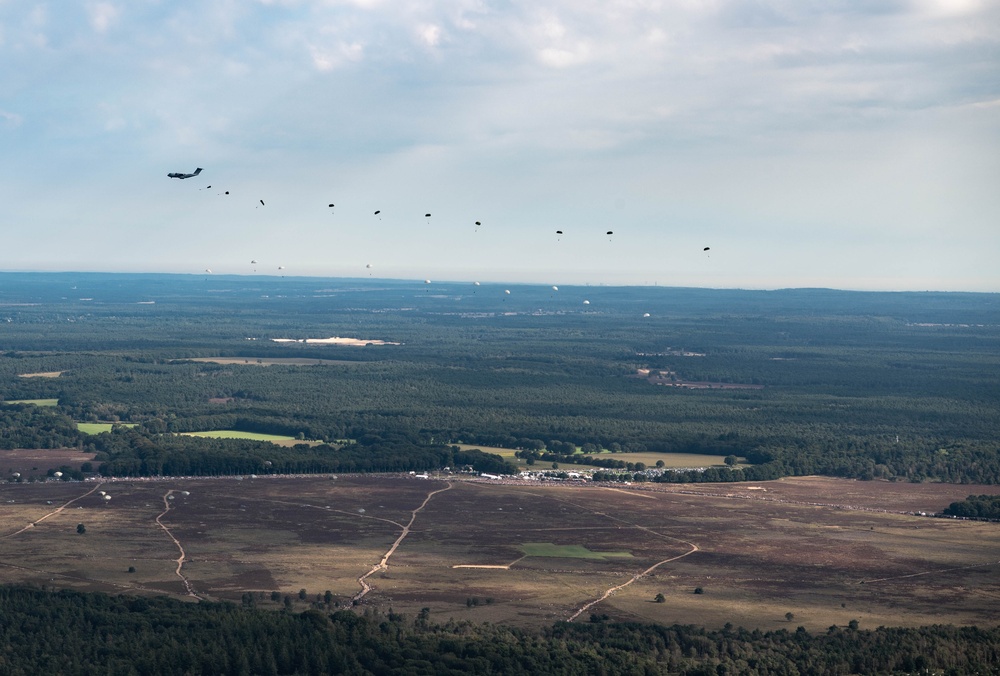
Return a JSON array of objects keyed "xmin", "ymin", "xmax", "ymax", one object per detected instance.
[
  {"xmin": 155, "ymin": 490, "xmax": 201, "ymax": 599},
  {"xmin": 547, "ymin": 493, "xmax": 701, "ymax": 622},
  {"xmin": 1, "ymin": 482, "xmax": 105, "ymax": 539},
  {"xmin": 860, "ymin": 559, "xmax": 1000, "ymax": 585},
  {"xmin": 354, "ymin": 482, "xmax": 453, "ymax": 602},
  {"xmin": 453, "ymin": 555, "xmax": 528, "ymax": 570},
  {"xmin": 566, "ymin": 543, "xmax": 699, "ymax": 622}
]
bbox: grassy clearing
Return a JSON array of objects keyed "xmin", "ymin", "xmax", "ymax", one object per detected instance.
[
  {"xmin": 454, "ymin": 445, "xmax": 738, "ymax": 470},
  {"xmin": 4, "ymin": 398, "xmax": 59, "ymax": 407},
  {"xmin": 181, "ymin": 430, "xmax": 299, "ymax": 442},
  {"xmin": 78, "ymin": 423, "xmax": 137, "ymax": 434},
  {"xmin": 521, "ymin": 542, "xmax": 633, "ymax": 560}
]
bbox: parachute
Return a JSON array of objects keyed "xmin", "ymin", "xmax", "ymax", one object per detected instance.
[
  {"xmin": 473, "ymin": 281, "xmax": 480, "ymax": 286},
  {"xmin": 643, "ymin": 313, "xmax": 651, "ymax": 318},
  {"xmin": 551, "ymin": 286, "xmax": 558, "ymax": 291},
  {"xmin": 504, "ymin": 289, "xmax": 511, "ymax": 295},
  {"xmin": 583, "ymin": 300, "xmax": 590, "ymax": 305}
]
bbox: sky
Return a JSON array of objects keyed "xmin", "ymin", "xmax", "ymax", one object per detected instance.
[{"xmin": 1, "ymin": 1, "xmax": 998, "ymax": 291}]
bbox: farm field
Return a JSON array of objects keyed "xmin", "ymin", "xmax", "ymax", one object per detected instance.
[
  {"xmin": 78, "ymin": 422, "xmax": 138, "ymax": 434},
  {"xmin": 4, "ymin": 398, "xmax": 58, "ymax": 406},
  {"xmin": 0, "ymin": 475, "xmax": 997, "ymax": 631},
  {"xmin": 179, "ymin": 430, "xmax": 323, "ymax": 447},
  {"xmin": 456, "ymin": 445, "xmax": 736, "ymax": 470},
  {"xmin": 180, "ymin": 430, "xmax": 299, "ymax": 442}
]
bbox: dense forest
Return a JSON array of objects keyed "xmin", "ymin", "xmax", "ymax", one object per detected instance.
[
  {"xmin": 1, "ymin": 272, "xmax": 999, "ymax": 483},
  {"xmin": 1, "ymin": 585, "xmax": 999, "ymax": 675}
]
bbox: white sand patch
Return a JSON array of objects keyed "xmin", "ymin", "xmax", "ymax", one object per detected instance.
[{"xmin": 272, "ymin": 336, "xmax": 401, "ymax": 346}]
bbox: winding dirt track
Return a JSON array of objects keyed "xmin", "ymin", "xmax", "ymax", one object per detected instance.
[
  {"xmin": 566, "ymin": 543, "xmax": 699, "ymax": 622},
  {"xmin": 551, "ymin": 493, "xmax": 701, "ymax": 622},
  {"xmin": 354, "ymin": 482, "xmax": 453, "ymax": 601},
  {"xmin": 155, "ymin": 489, "xmax": 201, "ymax": 599},
  {"xmin": 1, "ymin": 482, "xmax": 105, "ymax": 539}
]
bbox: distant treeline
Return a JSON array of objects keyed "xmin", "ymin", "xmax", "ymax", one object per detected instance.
[
  {"xmin": 90, "ymin": 427, "xmax": 516, "ymax": 477},
  {"xmin": 942, "ymin": 494, "xmax": 1000, "ymax": 520},
  {"xmin": 2, "ymin": 279, "xmax": 1000, "ymax": 485},
  {"xmin": 0, "ymin": 585, "xmax": 998, "ymax": 675}
]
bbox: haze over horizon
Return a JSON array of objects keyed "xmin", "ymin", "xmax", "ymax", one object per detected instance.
[{"xmin": 2, "ymin": 2, "xmax": 998, "ymax": 292}]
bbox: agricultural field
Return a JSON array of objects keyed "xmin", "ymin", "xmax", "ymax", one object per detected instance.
[
  {"xmin": 78, "ymin": 422, "xmax": 138, "ymax": 434},
  {"xmin": 456, "ymin": 445, "xmax": 736, "ymax": 471},
  {"xmin": 1, "ymin": 475, "xmax": 997, "ymax": 631},
  {"xmin": 4, "ymin": 398, "xmax": 59, "ymax": 406}
]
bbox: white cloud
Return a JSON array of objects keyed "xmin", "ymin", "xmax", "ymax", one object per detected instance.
[
  {"xmin": 0, "ymin": 109, "xmax": 23, "ymax": 127},
  {"xmin": 87, "ymin": 2, "xmax": 119, "ymax": 33},
  {"xmin": 417, "ymin": 23, "xmax": 442, "ymax": 47}
]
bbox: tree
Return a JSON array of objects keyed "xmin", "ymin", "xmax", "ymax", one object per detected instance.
[
  {"xmin": 127, "ymin": 566, "xmax": 136, "ymax": 573},
  {"xmin": 725, "ymin": 455, "xmax": 738, "ymax": 467},
  {"xmin": 76, "ymin": 523, "xmax": 86, "ymax": 534},
  {"xmin": 785, "ymin": 612, "xmax": 795, "ymax": 622},
  {"xmin": 654, "ymin": 593, "xmax": 665, "ymax": 603},
  {"xmin": 694, "ymin": 587, "xmax": 704, "ymax": 595}
]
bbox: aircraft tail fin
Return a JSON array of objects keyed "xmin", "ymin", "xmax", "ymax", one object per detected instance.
[{"xmin": 193, "ymin": 168, "xmax": 203, "ymax": 175}]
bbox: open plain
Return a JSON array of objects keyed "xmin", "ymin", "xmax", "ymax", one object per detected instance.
[{"xmin": 1, "ymin": 474, "xmax": 997, "ymax": 630}]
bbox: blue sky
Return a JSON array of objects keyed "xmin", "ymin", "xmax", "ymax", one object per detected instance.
[{"xmin": 1, "ymin": 1, "xmax": 998, "ymax": 290}]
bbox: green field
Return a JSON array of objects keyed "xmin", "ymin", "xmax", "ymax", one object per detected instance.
[
  {"xmin": 77, "ymin": 422, "xmax": 137, "ymax": 434},
  {"xmin": 455, "ymin": 445, "xmax": 738, "ymax": 471},
  {"xmin": 4, "ymin": 398, "xmax": 59, "ymax": 407},
  {"xmin": 181, "ymin": 430, "xmax": 299, "ymax": 442},
  {"xmin": 521, "ymin": 542, "xmax": 633, "ymax": 560}
]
